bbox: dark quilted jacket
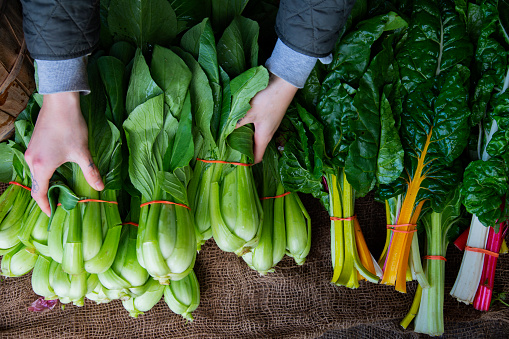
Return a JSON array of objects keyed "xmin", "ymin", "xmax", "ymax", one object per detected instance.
[
  {"xmin": 275, "ymin": 0, "xmax": 356, "ymax": 58},
  {"xmin": 20, "ymin": 0, "xmax": 100, "ymax": 60}
]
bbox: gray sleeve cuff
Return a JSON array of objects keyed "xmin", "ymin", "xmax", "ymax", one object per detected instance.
[
  {"xmin": 265, "ymin": 39, "xmax": 332, "ymax": 88},
  {"xmin": 35, "ymin": 56, "xmax": 90, "ymax": 95}
]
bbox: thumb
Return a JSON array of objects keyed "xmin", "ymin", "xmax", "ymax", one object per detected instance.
[{"xmin": 76, "ymin": 152, "xmax": 104, "ymax": 191}]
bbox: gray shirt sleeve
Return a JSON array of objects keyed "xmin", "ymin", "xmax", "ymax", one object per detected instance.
[
  {"xmin": 35, "ymin": 56, "xmax": 90, "ymax": 95},
  {"xmin": 265, "ymin": 39, "xmax": 332, "ymax": 88}
]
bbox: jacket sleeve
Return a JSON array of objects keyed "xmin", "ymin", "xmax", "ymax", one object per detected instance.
[
  {"xmin": 20, "ymin": 0, "xmax": 100, "ymax": 94},
  {"xmin": 275, "ymin": 0, "xmax": 356, "ymax": 58},
  {"xmin": 20, "ymin": 0, "xmax": 100, "ymax": 61}
]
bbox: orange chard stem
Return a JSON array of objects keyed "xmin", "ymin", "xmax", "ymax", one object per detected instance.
[
  {"xmin": 382, "ymin": 129, "xmax": 433, "ymax": 292},
  {"xmin": 354, "ymin": 218, "xmax": 376, "ymax": 276}
]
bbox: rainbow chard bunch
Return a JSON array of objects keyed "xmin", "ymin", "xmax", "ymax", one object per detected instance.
[
  {"xmin": 451, "ymin": 0, "xmax": 509, "ymax": 308},
  {"xmin": 378, "ymin": 0, "xmax": 473, "ymax": 293},
  {"xmin": 182, "ymin": 17, "xmax": 269, "ymax": 255}
]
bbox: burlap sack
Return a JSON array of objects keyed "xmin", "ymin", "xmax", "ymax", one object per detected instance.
[{"xmin": 0, "ymin": 181, "xmax": 507, "ymax": 338}]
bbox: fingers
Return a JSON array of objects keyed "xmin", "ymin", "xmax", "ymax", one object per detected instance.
[
  {"xmin": 253, "ymin": 131, "xmax": 271, "ymax": 164},
  {"xmin": 27, "ymin": 163, "xmax": 53, "ymax": 217},
  {"xmin": 76, "ymin": 151, "xmax": 104, "ymax": 191}
]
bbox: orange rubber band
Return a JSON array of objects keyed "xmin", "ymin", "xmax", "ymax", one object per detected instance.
[
  {"xmin": 465, "ymin": 246, "xmax": 499, "ymax": 258},
  {"xmin": 121, "ymin": 222, "xmax": 139, "ymax": 227},
  {"xmin": 387, "ymin": 224, "xmax": 417, "ymax": 234},
  {"xmin": 140, "ymin": 200, "xmax": 191, "ymax": 210},
  {"xmin": 56, "ymin": 199, "xmax": 118, "ymax": 207},
  {"xmin": 9, "ymin": 181, "xmax": 31, "ymax": 192},
  {"xmin": 260, "ymin": 192, "xmax": 291, "ymax": 200},
  {"xmin": 196, "ymin": 158, "xmax": 253, "ymax": 167},
  {"xmin": 423, "ymin": 255, "xmax": 447, "ymax": 262},
  {"xmin": 330, "ymin": 215, "xmax": 356, "ymax": 221}
]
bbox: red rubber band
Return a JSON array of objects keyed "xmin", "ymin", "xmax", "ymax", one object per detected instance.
[
  {"xmin": 260, "ymin": 192, "xmax": 291, "ymax": 200},
  {"xmin": 423, "ymin": 255, "xmax": 447, "ymax": 262},
  {"xmin": 140, "ymin": 200, "xmax": 191, "ymax": 210},
  {"xmin": 196, "ymin": 158, "xmax": 253, "ymax": 167},
  {"xmin": 330, "ymin": 215, "xmax": 356, "ymax": 221},
  {"xmin": 9, "ymin": 181, "xmax": 31, "ymax": 192},
  {"xmin": 121, "ymin": 222, "xmax": 139, "ymax": 227},
  {"xmin": 465, "ymin": 246, "xmax": 499, "ymax": 258}
]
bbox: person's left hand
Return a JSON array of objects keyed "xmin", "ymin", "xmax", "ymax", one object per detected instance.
[{"xmin": 236, "ymin": 73, "xmax": 298, "ymax": 163}]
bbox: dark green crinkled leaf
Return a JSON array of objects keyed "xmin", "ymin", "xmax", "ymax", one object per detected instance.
[
  {"xmin": 126, "ymin": 49, "xmax": 164, "ymax": 114},
  {"xmin": 331, "ymin": 11, "xmax": 407, "ymax": 84},
  {"xmin": 461, "ymin": 158, "xmax": 507, "ymax": 227},
  {"xmin": 397, "ymin": 0, "xmax": 472, "ymax": 92},
  {"xmin": 217, "ymin": 16, "xmax": 259, "ymax": 78},
  {"xmin": 108, "ymin": 0, "xmax": 177, "ymax": 50},
  {"xmin": 487, "ymin": 92, "xmax": 509, "ymax": 158},
  {"xmin": 345, "ymin": 36, "xmax": 399, "ymax": 195},
  {"xmin": 317, "ymin": 79, "xmax": 356, "ymax": 167},
  {"xmin": 466, "ymin": 3, "xmax": 483, "ymax": 43},
  {"xmin": 279, "ymin": 108, "xmax": 329, "ymax": 210},
  {"xmin": 150, "ymin": 46, "xmax": 192, "ymax": 119},
  {"xmin": 498, "ymin": 0, "xmax": 509, "ymax": 44}
]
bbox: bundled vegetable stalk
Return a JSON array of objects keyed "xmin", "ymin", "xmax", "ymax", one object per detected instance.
[
  {"xmin": 400, "ymin": 190, "xmax": 464, "ymax": 336},
  {"xmin": 379, "ymin": 0, "xmax": 473, "ymax": 292},
  {"xmin": 283, "ymin": 11, "xmax": 409, "ymax": 288},
  {"xmin": 243, "ymin": 143, "xmax": 311, "ymax": 274},
  {"xmin": 451, "ymin": 0, "xmax": 509, "ymax": 305},
  {"xmin": 182, "ymin": 17, "xmax": 268, "ymax": 255},
  {"xmin": 123, "ymin": 47, "xmax": 197, "ymax": 284}
]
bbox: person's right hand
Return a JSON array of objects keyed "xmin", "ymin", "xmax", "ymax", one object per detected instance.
[{"xmin": 24, "ymin": 92, "xmax": 104, "ymax": 217}]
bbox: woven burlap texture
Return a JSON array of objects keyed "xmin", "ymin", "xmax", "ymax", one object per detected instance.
[{"xmin": 0, "ymin": 181, "xmax": 508, "ymax": 338}]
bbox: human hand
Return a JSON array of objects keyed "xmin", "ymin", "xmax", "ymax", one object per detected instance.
[
  {"xmin": 24, "ymin": 92, "xmax": 104, "ymax": 216},
  {"xmin": 236, "ymin": 73, "xmax": 298, "ymax": 163}
]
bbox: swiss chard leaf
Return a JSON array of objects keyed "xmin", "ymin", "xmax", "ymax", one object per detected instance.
[
  {"xmin": 461, "ymin": 158, "xmax": 507, "ymax": 227},
  {"xmin": 108, "ymin": 0, "xmax": 177, "ymax": 50},
  {"xmin": 397, "ymin": 0, "xmax": 473, "ymax": 92},
  {"xmin": 330, "ymin": 11, "xmax": 407, "ymax": 85}
]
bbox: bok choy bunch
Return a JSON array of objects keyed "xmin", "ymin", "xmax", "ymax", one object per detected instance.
[
  {"xmin": 124, "ymin": 47, "xmax": 197, "ymax": 284},
  {"xmin": 182, "ymin": 18, "xmax": 269, "ymax": 255},
  {"xmin": 243, "ymin": 143, "xmax": 311, "ymax": 274}
]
